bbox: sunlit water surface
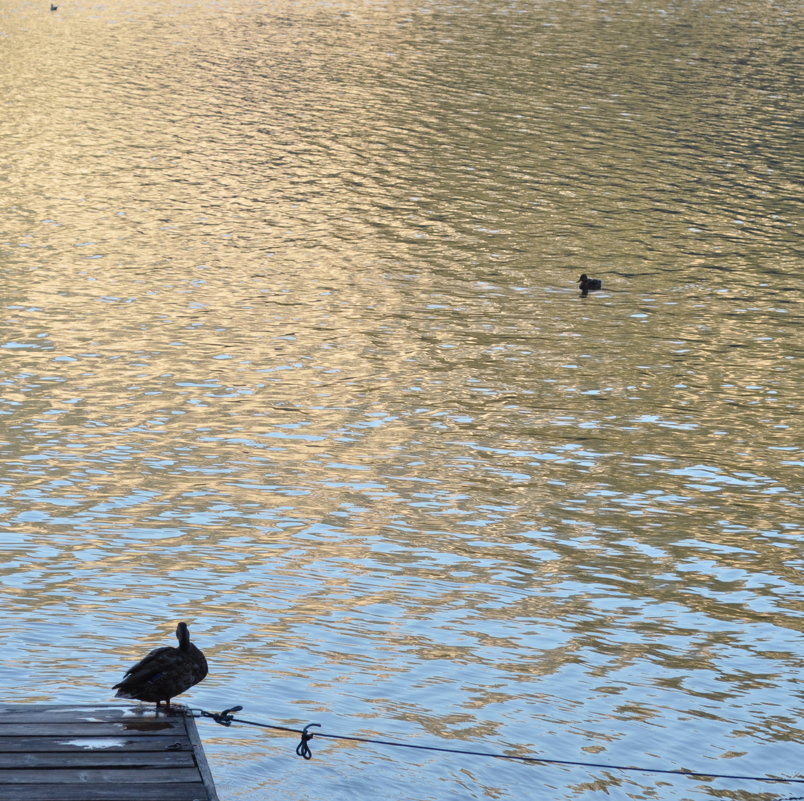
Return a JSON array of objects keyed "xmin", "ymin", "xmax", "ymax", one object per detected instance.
[{"xmin": 1, "ymin": 0, "xmax": 801, "ymax": 798}]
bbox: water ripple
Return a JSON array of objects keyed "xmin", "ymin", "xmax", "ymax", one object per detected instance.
[{"xmin": 1, "ymin": 0, "xmax": 801, "ymax": 798}]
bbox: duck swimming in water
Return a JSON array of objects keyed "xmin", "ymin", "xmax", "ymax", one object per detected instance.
[
  {"xmin": 113, "ymin": 622, "xmax": 208, "ymax": 710},
  {"xmin": 578, "ymin": 274, "xmax": 602, "ymax": 291}
]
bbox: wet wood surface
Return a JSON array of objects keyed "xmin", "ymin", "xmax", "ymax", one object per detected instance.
[{"xmin": 0, "ymin": 704, "xmax": 219, "ymax": 801}]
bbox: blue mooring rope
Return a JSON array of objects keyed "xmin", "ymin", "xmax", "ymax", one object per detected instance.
[{"xmin": 190, "ymin": 704, "xmax": 802, "ymax": 793}]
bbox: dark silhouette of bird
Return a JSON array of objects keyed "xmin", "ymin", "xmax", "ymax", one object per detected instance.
[
  {"xmin": 50, "ymin": 3, "xmax": 58, "ymax": 9},
  {"xmin": 578, "ymin": 274, "xmax": 602, "ymax": 292},
  {"xmin": 113, "ymin": 622, "xmax": 208, "ymax": 710}
]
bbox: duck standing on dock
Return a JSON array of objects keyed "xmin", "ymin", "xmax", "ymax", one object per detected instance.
[
  {"xmin": 113, "ymin": 622, "xmax": 208, "ymax": 710},
  {"xmin": 578, "ymin": 273, "xmax": 602, "ymax": 292}
]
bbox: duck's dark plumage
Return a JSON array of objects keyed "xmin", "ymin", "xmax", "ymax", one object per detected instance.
[
  {"xmin": 578, "ymin": 273, "xmax": 602, "ymax": 291},
  {"xmin": 113, "ymin": 622, "xmax": 207, "ymax": 710}
]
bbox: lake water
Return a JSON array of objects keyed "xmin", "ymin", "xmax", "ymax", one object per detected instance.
[{"xmin": 1, "ymin": 0, "xmax": 801, "ymax": 798}]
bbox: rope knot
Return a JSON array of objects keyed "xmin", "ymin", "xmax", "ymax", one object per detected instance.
[
  {"xmin": 210, "ymin": 705, "xmax": 243, "ymax": 726},
  {"xmin": 295, "ymin": 723, "xmax": 321, "ymax": 759}
]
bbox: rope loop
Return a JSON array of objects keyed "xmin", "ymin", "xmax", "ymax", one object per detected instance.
[{"xmin": 295, "ymin": 723, "xmax": 321, "ymax": 760}]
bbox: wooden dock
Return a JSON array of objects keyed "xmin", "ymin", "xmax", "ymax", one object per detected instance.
[{"xmin": 0, "ymin": 704, "xmax": 219, "ymax": 801}]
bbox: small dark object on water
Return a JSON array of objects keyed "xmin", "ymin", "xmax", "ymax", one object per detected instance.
[
  {"xmin": 578, "ymin": 274, "xmax": 602, "ymax": 291},
  {"xmin": 113, "ymin": 621, "xmax": 208, "ymax": 710}
]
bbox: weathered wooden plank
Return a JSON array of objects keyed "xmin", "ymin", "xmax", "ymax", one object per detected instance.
[
  {"xmin": 0, "ymin": 735, "xmax": 191, "ymax": 753},
  {"xmin": 0, "ymin": 706, "xmax": 133, "ymax": 720},
  {"xmin": 0, "ymin": 705, "xmax": 188, "ymax": 723},
  {"xmin": 0, "ymin": 767, "xmax": 201, "ymax": 784},
  {"xmin": 0, "ymin": 751, "xmax": 195, "ymax": 768},
  {"xmin": 185, "ymin": 711, "xmax": 220, "ymax": 801},
  {"xmin": 0, "ymin": 722, "xmax": 182, "ymax": 736},
  {"xmin": 0, "ymin": 783, "xmax": 209, "ymax": 801}
]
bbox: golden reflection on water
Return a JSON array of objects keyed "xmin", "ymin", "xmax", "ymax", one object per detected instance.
[{"xmin": 1, "ymin": 0, "xmax": 802, "ymax": 798}]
